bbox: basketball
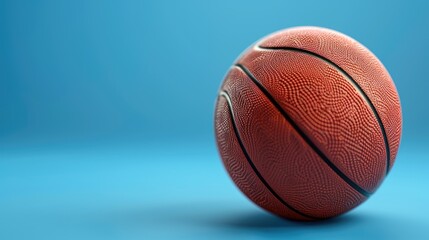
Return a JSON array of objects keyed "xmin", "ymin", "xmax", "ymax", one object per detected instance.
[{"xmin": 214, "ymin": 26, "xmax": 402, "ymax": 220}]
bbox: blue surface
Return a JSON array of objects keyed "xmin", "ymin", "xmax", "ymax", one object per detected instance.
[
  {"xmin": 1, "ymin": 0, "xmax": 429, "ymax": 239},
  {"xmin": 1, "ymin": 143, "xmax": 428, "ymax": 239}
]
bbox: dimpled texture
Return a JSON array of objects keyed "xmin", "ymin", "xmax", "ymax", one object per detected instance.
[
  {"xmin": 259, "ymin": 27, "xmax": 402, "ymax": 169},
  {"xmin": 215, "ymin": 94, "xmax": 311, "ymax": 221},
  {"xmin": 238, "ymin": 50, "xmax": 386, "ymax": 193},
  {"xmin": 216, "ymin": 68, "xmax": 366, "ymax": 219},
  {"xmin": 214, "ymin": 27, "xmax": 402, "ymax": 220}
]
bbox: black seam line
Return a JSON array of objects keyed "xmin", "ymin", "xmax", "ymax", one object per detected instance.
[
  {"xmin": 257, "ymin": 45, "xmax": 391, "ymax": 175},
  {"xmin": 219, "ymin": 90, "xmax": 319, "ymax": 220},
  {"xmin": 235, "ymin": 63, "xmax": 371, "ymax": 198}
]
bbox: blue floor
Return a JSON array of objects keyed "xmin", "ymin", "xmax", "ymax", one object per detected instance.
[{"xmin": 1, "ymin": 141, "xmax": 428, "ymax": 240}]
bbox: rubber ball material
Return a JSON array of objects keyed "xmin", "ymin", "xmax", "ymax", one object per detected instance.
[{"xmin": 214, "ymin": 26, "xmax": 402, "ymax": 220}]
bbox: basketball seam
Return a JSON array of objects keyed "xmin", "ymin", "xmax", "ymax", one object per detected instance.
[
  {"xmin": 235, "ymin": 63, "xmax": 371, "ymax": 197},
  {"xmin": 218, "ymin": 90, "xmax": 319, "ymax": 220},
  {"xmin": 257, "ymin": 45, "xmax": 391, "ymax": 175}
]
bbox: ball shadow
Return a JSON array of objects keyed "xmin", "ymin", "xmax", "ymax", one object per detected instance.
[
  {"xmin": 206, "ymin": 210, "xmax": 362, "ymax": 230},
  {"xmin": 116, "ymin": 201, "xmax": 405, "ymax": 239}
]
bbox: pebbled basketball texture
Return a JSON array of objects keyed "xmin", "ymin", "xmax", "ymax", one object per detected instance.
[{"xmin": 214, "ymin": 26, "xmax": 402, "ymax": 220}]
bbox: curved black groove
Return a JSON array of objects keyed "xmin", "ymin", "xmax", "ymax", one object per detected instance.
[
  {"xmin": 257, "ymin": 45, "xmax": 391, "ymax": 175},
  {"xmin": 219, "ymin": 90, "xmax": 319, "ymax": 220},
  {"xmin": 235, "ymin": 64, "xmax": 371, "ymax": 197}
]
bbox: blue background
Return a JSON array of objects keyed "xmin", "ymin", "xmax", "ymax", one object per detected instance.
[{"xmin": 1, "ymin": 0, "xmax": 428, "ymax": 239}]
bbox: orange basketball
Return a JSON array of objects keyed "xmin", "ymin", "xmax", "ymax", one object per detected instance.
[{"xmin": 214, "ymin": 26, "xmax": 402, "ymax": 220}]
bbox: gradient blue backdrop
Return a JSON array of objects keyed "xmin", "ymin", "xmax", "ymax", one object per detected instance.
[{"xmin": 1, "ymin": 0, "xmax": 428, "ymax": 239}]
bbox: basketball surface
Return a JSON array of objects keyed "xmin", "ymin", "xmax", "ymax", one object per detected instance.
[{"xmin": 214, "ymin": 26, "xmax": 402, "ymax": 220}]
